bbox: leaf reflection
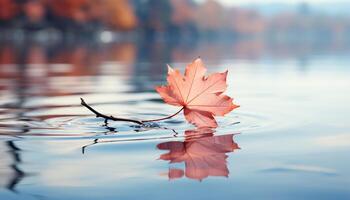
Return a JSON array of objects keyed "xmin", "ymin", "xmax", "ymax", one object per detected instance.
[{"xmin": 157, "ymin": 129, "xmax": 240, "ymax": 181}]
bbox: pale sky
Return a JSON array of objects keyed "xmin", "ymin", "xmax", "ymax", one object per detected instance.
[{"xmin": 196, "ymin": 0, "xmax": 346, "ymax": 6}]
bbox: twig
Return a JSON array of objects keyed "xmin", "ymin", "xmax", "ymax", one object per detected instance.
[
  {"xmin": 80, "ymin": 98, "xmax": 143, "ymax": 125},
  {"xmin": 80, "ymin": 98, "xmax": 183, "ymax": 125},
  {"xmin": 81, "ymin": 134, "xmax": 182, "ymax": 154}
]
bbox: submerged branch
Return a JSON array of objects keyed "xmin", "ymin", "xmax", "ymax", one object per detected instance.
[{"xmin": 80, "ymin": 98, "xmax": 183, "ymax": 125}]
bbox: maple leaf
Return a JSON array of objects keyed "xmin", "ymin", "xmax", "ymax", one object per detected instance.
[{"xmin": 156, "ymin": 58, "xmax": 239, "ymax": 128}]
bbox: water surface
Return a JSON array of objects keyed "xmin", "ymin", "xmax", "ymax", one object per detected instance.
[{"xmin": 0, "ymin": 39, "xmax": 349, "ymax": 199}]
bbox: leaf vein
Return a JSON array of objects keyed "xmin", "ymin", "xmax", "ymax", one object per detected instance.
[
  {"xmin": 186, "ymin": 78, "xmax": 224, "ymax": 104},
  {"xmin": 185, "ymin": 63, "xmax": 199, "ymax": 102}
]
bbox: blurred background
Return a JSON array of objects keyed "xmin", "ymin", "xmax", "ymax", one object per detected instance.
[
  {"xmin": 1, "ymin": 0, "xmax": 350, "ymax": 42},
  {"xmin": 1, "ymin": 0, "xmax": 350, "ymax": 79}
]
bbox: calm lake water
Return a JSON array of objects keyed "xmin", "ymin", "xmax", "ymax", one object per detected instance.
[{"xmin": 0, "ymin": 39, "xmax": 349, "ymax": 200}]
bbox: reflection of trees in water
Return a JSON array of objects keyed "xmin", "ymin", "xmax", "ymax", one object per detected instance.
[
  {"xmin": 0, "ymin": 140, "xmax": 26, "ymax": 192},
  {"xmin": 1, "ymin": 38, "xmax": 350, "ymax": 89},
  {"xmin": 129, "ymin": 36, "xmax": 199, "ymax": 93},
  {"xmin": 130, "ymin": 40, "xmax": 173, "ymax": 93},
  {"xmin": 0, "ymin": 43, "xmax": 41, "ymax": 192},
  {"xmin": 0, "ymin": 40, "xmax": 108, "ymax": 101}
]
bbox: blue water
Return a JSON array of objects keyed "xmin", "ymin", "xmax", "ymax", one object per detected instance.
[{"xmin": 0, "ymin": 40, "xmax": 349, "ymax": 199}]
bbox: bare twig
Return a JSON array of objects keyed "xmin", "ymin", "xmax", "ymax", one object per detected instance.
[
  {"xmin": 80, "ymin": 98, "xmax": 143, "ymax": 125},
  {"xmin": 80, "ymin": 98, "xmax": 183, "ymax": 125},
  {"xmin": 81, "ymin": 134, "xmax": 182, "ymax": 154}
]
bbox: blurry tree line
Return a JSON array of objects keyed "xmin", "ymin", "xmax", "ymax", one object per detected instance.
[
  {"xmin": 1, "ymin": 0, "xmax": 350, "ymax": 41},
  {"xmin": 0, "ymin": 0, "xmax": 137, "ymax": 32}
]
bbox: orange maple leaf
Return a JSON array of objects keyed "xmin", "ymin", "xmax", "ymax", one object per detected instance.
[{"xmin": 156, "ymin": 58, "xmax": 239, "ymax": 128}]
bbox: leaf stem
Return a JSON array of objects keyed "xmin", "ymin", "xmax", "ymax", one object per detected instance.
[
  {"xmin": 80, "ymin": 98, "xmax": 183, "ymax": 125},
  {"xmin": 141, "ymin": 107, "xmax": 184, "ymax": 123}
]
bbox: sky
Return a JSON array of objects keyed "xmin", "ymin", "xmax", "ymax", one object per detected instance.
[{"xmin": 197, "ymin": 0, "xmax": 347, "ymax": 6}]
